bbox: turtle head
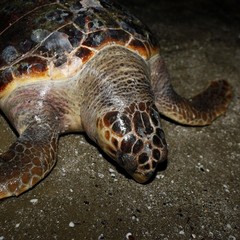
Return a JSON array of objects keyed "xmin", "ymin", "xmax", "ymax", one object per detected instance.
[{"xmin": 96, "ymin": 102, "xmax": 168, "ymax": 183}]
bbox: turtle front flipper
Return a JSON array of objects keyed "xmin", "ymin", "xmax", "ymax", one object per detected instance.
[
  {"xmin": 0, "ymin": 122, "xmax": 58, "ymax": 199},
  {"xmin": 150, "ymin": 55, "xmax": 232, "ymax": 126}
]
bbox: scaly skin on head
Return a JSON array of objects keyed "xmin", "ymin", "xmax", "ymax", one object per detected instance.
[
  {"xmin": 97, "ymin": 102, "xmax": 167, "ymax": 182},
  {"xmin": 81, "ymin": 45, "xmax": 168, "ymax": 182}
]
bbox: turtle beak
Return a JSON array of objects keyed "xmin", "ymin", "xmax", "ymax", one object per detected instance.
[
  {"xmin": 132, "ymin": 170, "xmax": 154, "ymax": 183},
  {"xmin": 115, "ymin": 152, "xmax": 155, "ymax": 183}
]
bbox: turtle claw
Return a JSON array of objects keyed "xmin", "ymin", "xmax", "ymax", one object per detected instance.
[{"xmin": 0, "ymin": 123, "xmax": 58, "ymax": 199}]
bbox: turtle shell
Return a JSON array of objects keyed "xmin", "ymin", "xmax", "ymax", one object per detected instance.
[{"xmin": 0, "ymin": 0, "xmax": 159, "ymax": 98}]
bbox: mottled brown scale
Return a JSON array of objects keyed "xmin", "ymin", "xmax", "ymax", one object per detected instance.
[
  {"xmin": 0, "ymin": 0, "xmax": 157, "ymax": 97},
  {"xmin": 83, "ymin": 31, "xmax": 107, "ymax": 48},
  {"xmin": 103, "ymin": 111, "xmax": 118, "ymax": 127},
  {"xmin": 76, "ymin": 47, "xmax": 94, "ymax": 64},
  {"xmin": 107, "ymin": 146, "xmax": 117, "ymax": 156},
  {"xmin": 139, "ymin": 102, "xmax": 146, "ymax": 111},
  {"xmin": 121, "ymin": 135, "xmax": 136, "ymax": 153},
  {"xmin": 31, "ymin": 167, "xmax": 42, "ymax": 176},
  {"xmin": 112, "ymin": 122, "xmax": 122, "ymax": 135},
  {"xmin": 127, "ymin": 103, "xmax": 136, "ymax": 114},
  {"xmin": 150, "ymin": 161, "xmax": 156, "ymax": 170},
  {"xmin": 143, "ymin": 163, "xmax": 150, "ymax": 170},
  {"xmin": 138, "ymin": 153, "xmax": 149, "ymax": 164},
  {"xmin": 133, "ymin": 111, "xmax": 144, "ymax": 137},
  {"xmin": 111, "ymin": 137, "xmax": 119, "ymax": 148},
  {"xmin": 22, "ymin": 173, "xmax": 31, "ymax": 185},
  {"xmin": 108, "ymin": 30, "xmax": 130, "ymax": 44},
  {"xmin": 113, "ymin": 115, "xmax": 131, "ymax": 135},
  {"xmin": 0, "ymin": 0, "xmax": 232, "ymax": 199},
  {"xmin": 156, "ymin": 128, "xmax": 164, "ymax": 140},
  {"xmin": 152, "ymin": 135, "xmax": 162, "ymax": 148},
  {"xmin": 105, "ymin": 130, "xmax": 110, "ymax": 141},
  {"xmin": 133, "ymin": 139, "xmax": 144, "ymax": 154},
  {"xmin": 142, "ymin": 112, "xmax": 153, "ymax": 134},
  {"xmin": 128, "ymin": 39, "xmax": 150, "ymax": 59},
  {"xmin": 17, "ymin": 57, "xmax": 48, "ymax": 76}
]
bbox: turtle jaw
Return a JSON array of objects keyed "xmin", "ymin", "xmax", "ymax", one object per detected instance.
[
  {"xmin": 132, "ymin": 171, "xmax": 154, "ymax": 184},
  {"xmin": 115, "ymin": 150, "xmax": 166, "ymax": 184}
]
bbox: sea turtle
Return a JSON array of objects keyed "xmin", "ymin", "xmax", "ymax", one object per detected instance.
[{"xmin": 0, "ymin": 0, "xmax": 232, "ymax": 199}]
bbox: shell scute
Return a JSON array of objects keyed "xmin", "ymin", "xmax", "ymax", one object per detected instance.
[
  {"xmin": 82, "ymin": 30, "xmax": 108, "ymax": 48},
  {"xmin": 75, "ymin": 47, "xmax": 94, "ymax": 63},
  {"xmin": 15, "ymin": 57, "xmax": 48, "ymax": 77},
  {"xmin": 61, "ymin": 25, "xmax": 83, "ymax": 48},
  {"xmin": 0, "ymin": 69, "xmax": 13, "ymax": 93},
  {"xmin": 1, "ymin": 46, "xmax": 19, "ymax": 64},
  {"xmin": 11, "ymin": 57, "xmax": 48, "ymax": 84}
]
